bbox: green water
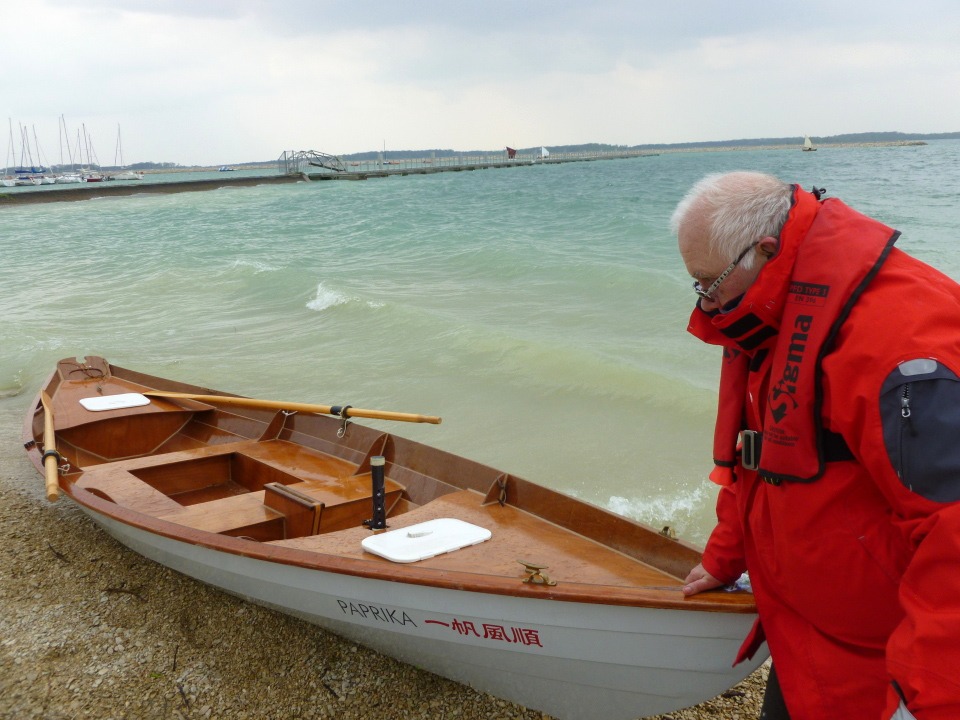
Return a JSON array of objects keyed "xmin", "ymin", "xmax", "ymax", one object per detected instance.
[{"xmin": 4, "ymin": 142, "xmax": 960, "ymax": 543}]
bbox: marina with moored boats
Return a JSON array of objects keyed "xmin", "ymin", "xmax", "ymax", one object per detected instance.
[
  {"xmin": 2, "ymin": 146, "xmax": 658, "ymax": 205},
  {"xmin": 2, "ymin": 116, "xmax": 143, "ymax": 189}
]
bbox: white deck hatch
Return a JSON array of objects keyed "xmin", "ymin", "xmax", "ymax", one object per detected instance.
[
  {"xmin": 361, "ymin": 518, "xmax": 491, "ymax": 563},
  {"xmin": 79, "ymin": 393, "xmax": 151, "ymax": 411}
]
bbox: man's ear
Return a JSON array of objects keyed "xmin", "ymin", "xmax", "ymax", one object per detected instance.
[{"xmin": 757, "ymin": 236, "xmax": 779, "ymax": 258}]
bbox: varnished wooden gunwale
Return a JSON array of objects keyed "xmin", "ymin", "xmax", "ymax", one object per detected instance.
[{"xmin": 23, "ymin": 356, "xmax": 756, "ymax": 614}]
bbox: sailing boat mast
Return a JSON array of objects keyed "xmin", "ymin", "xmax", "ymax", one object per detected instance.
[
  {"xmin": 4, "ymin": 119, "xmax": 13, "ymax": 171},
  {"xmin": 114, "ymin": 124, "xmax": 123, "ymax": 167},
  {"xmin": 32, "ymin": 126, "xmax": 50, "ymax": 171},
  {"xmin": 81, "ymin": 123, "xmax": 104, "ymax": 181},
  {"xmin": 52, "ymin": 116, "xmax": 83, "ymax": 183},
  {"xmin": 59, "ymin": 115, "xmax": 75, "ymax": 167},
  {"xmin": 1, "ymin": 119, "xmax": 16, "ymax": 185},
  {"xmin": 109, "ymin": 124, "xmax": 143, "ymax": 180}
]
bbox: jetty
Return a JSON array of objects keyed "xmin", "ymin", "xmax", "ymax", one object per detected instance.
[
  {"xmin": 1, "ymin": 148, "xmax": 656, "ymax": 206},
  {"xmin": 278, "ymin": 148, "xmax": 654, "ymax": 179}
]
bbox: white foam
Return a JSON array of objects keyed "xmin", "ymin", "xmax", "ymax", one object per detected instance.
[
  {"xmin": 306, "ymin": 283, "xmax": 349, "ymax": 311},
  {"xmin": 607, "ymin": 485, "xmax": 711, "ymax": 520},
  {"xmin": 305, "ymin": 282, "xmax": 385, "ymax": 312},
  {"xmin": 231, "ymin": 259, "xmax": 277, "ymax": 274}
]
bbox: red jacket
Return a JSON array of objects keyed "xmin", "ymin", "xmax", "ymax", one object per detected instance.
[{"xmin": 689, "ymin": 187, "xmax": 960, "ymax": 720}]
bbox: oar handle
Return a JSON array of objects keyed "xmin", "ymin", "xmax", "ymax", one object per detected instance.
[
  {"xmin": 40, "ymin": 392, "xmax": 60, "ymax": 501},
  {"xmin": 143, "ymin": 391, "xmax": 442, "ymax": 425}
]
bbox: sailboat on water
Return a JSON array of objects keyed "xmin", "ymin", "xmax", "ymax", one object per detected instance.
[
  {"xmin": 108, "ymin": 124, "xmax": 143, "ymax": 181},
  {"xmin": 802, "ymin": 135, "xmax": 817, "ymax": 152},
  {"xmin": 77, "ymin": 124, "xmax": 105, "ymax": 182},
  {"xmin": 55, "ymin": 115, "xmax": 83, "ymax": 184},
  {"xmin": 1, "ymin": 119, "xmax": 16, "ymax": 187}
]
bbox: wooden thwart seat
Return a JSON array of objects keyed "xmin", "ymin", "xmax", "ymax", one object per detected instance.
[{"xmin": 263, "ymin": 482, "xmax": 322, "ymax": 537}]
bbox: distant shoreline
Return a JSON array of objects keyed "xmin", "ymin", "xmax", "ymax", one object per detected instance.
[
  {"xmin": 155, "ymin": 140, "xmax": 928, "ymax": 173},
  {"xmin": 1, "ymin": 140, "xmax": 931, "ymax": 206},
  {"xmin": 653, "ymin": 139, "xmax": 927, "ymax": 154}
]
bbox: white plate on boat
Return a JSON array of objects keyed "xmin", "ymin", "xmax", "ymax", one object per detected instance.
[
  {"xmin": 79, "ymin": 393, "xmax": 151, "ymax": 411},
  {"xmin": 361, "ymin": 518, "xmax": 491, "ymax": 563}
]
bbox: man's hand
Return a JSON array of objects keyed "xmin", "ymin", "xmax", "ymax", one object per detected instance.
[{"xmin": 683, "ymin": 563, "xmax": 724, "ymax": 596}]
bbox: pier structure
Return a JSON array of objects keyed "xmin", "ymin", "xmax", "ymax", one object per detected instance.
[
  {"xmin": 279, "ymin": 150, "xmax": 346, "ymax": 175},
  {"xmin": 2, "ymin": 149, "xmax": 656, "ymax": 206},
  {"xmin": 286, "ymin": 148, "xmax": 657, "ymax": 180}
]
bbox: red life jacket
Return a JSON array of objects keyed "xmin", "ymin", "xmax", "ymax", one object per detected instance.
[
  {"xmin": 688, "ymin": 186, "xmax": 899, "ymax": 484},
  {"xmin": 687, "ymin": 187, "xmax": 960, "ymax": 719}
]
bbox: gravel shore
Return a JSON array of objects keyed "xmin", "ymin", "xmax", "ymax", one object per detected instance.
[{"xmin": 1, "ymin": 401, "xmax": 766, "ymax": 720}]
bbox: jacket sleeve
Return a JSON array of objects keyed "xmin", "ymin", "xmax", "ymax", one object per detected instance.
[
  {"xmin": 884, "ymin": 504, "xmax": 960, "ymax": 720},
  {"xmin": 871, "ymin": 360, "xmax": 960, "ymax": 719},
  {"xmin": 700, "ymin": 484, "xmax": 747, "ymax": 584}
]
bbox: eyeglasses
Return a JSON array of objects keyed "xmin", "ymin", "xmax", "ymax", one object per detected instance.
[{"xmin": 693, "ymin": 241, "xmax": 759, "ymax": 302}]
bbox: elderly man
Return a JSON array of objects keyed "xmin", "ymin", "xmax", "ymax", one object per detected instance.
[{"xmin": 671, "ymin": 172, "xmax": 960, "ymax": 720}]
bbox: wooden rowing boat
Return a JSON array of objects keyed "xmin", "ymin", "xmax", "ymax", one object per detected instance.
[{"xmin": 23, "ymin": 356, "xmax": 765, "ymax": 720}]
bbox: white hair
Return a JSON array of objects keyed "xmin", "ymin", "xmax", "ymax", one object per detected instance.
[{"xmin": 670, "ymin": 171, "xmax": 793, "ymax": 270}]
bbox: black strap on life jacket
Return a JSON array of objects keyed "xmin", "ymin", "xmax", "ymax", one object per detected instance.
[{"xmin": 742, "ymin": 429, "xmax": 854, "ymax": 485}]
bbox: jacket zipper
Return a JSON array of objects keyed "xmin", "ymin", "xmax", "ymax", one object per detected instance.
[
  {"xmin": 899, "ymin": 383, "xmax": 914, "ymax": 484},
  {"xmin": 901, "ymin": 383, "xmax": 916, "ymax": 434}
]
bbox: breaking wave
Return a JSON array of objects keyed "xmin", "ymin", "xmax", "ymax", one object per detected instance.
[
  {"xmin": 306, "ymin": 282, "xmax": 385, "ymax": 312},
  {"xmin": 306, "ymin": 283, "xmax": 350, "ymax": 311}
]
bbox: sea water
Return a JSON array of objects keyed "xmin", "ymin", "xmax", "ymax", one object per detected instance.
[{"xmin": 4, "ymin": 141, "xmax": 960, "ymax": 545}]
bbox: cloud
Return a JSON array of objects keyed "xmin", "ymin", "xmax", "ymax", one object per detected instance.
[{"xmin": 4, "ymin": 0, "xmax": 960, "ymax": 166}]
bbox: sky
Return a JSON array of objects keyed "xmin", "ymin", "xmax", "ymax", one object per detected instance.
[{"xmin": 5, "ymin": 0, "xmax": 960, "ymax": 167}]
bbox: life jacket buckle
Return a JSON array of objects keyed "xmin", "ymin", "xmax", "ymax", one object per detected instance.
[{"xmin": 741, "ymin": 430, "xmax": 761, "ymax": 471}]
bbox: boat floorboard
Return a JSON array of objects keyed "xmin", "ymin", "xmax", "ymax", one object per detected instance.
[
  {"xmin": 156, "ymin": 491, "xmax": 283, "ymax": 534},
  {"xmin": 269, "ymin": 489, "xmax": 682, "ymax": 589}
]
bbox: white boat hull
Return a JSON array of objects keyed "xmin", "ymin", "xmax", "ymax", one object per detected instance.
[{"xmin": 86, "ymin": 507, "xmax": 764, "ymax": 720}]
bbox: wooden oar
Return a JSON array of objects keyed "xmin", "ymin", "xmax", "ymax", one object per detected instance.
[
  {"xmin": 39, "ymin": 391, "xmax": 60, "ymax": 501},
  {"xmin": 142, "ymin": 391, "xmax": 442, "ymax": 425}
]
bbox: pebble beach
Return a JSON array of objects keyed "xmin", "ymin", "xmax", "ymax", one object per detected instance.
[{"xmin": 0, "ymin": 406, "xmax": 767, "ymax": 720}]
